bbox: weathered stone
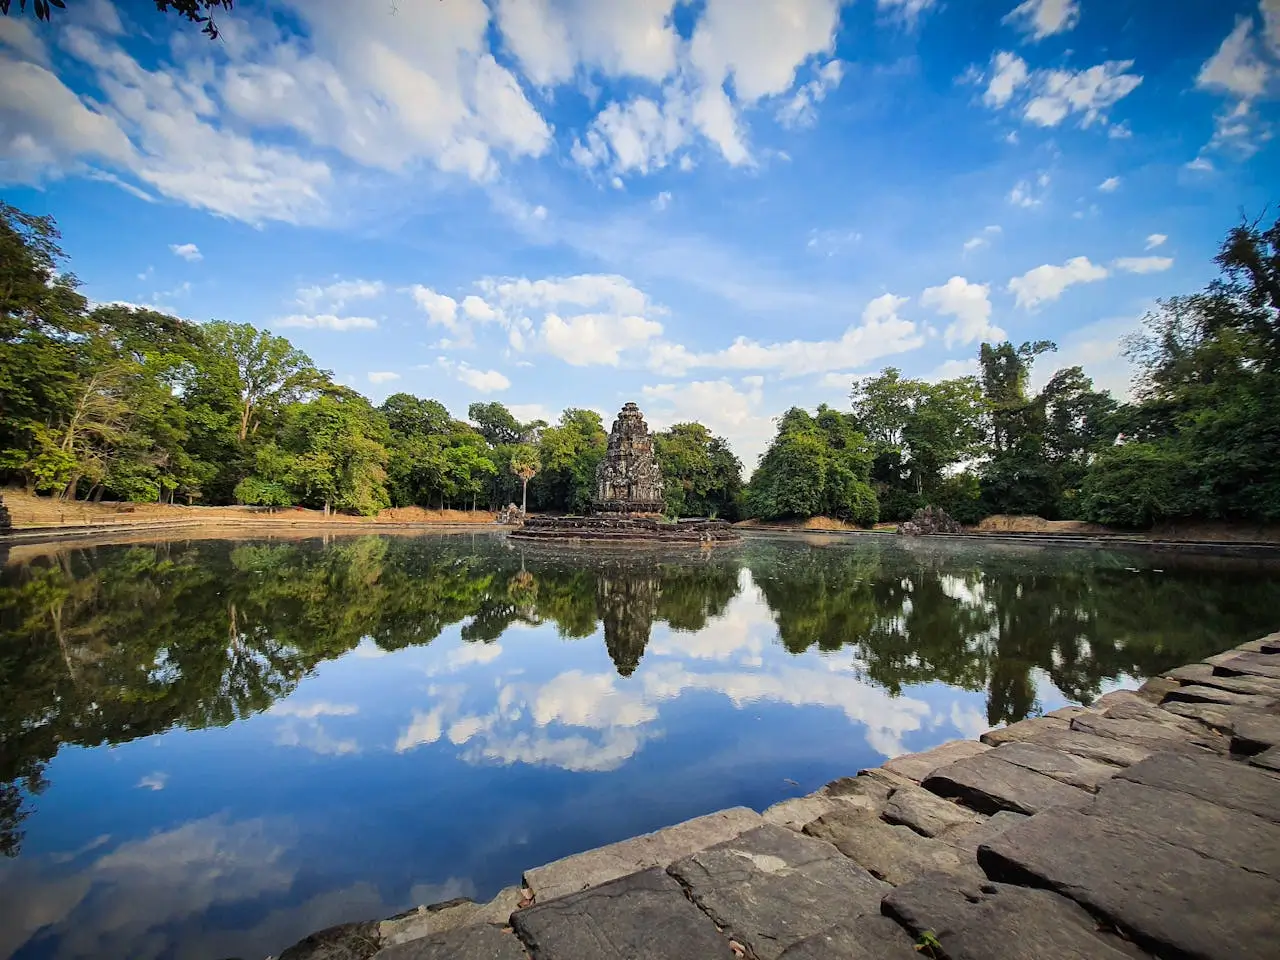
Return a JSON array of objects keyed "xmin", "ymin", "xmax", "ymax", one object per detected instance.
[
  {"xmin": 763, "ymin": 793, "xmax": 875, "ymax": 832},
  {"xmin": 942, "ymin": 810, "xmax": 1029, "ymax": 857},
  {"xmin": 803, "ymin": 806, "xmax": 976, "ymax": 886},
  {"xmin": 1116, "ymin": 751, "xmax": 1280, "ymax": 824},
  {"xmin": 824, "ymin": 769, "xmax": 911, "ymax": 803},
  {"xmin": 278, "ymin": 921, "xmax": 382, "ymax": 960},
  {"xmin": 1069, "ymin": 712, "xmax": 1226, "ymax": 754},
  {"xmin": 1160, "ymin": 699, "xmax": 1240, "ymax": 733},
  {"xmin": 882, "ymin": 784, "xmax": 984, "ymax": 838},
  {"xmin": 1136, "ymin": 676, "xmax": 1181, "ymax": 702},
  {"xmin": 881, "ymin": 739, "xmax": 990, "ymax": 783},
  {"xmin": 1044, "ymin": 705, "xmax": 1090, "ymax": 721},
  {"xmin": 1213, "ymin": 651, "xmax": 1280, "ymax": 680},
  {"xmin": 1099, "ymin": 696, "xmax": 1206, "ymax": 731},
  {"xmin": 922, "ymin": 752, "xmax": 1088, "ymax": 815},
  {"xmin": 380, "ymin": 901, "xmax": 481, "ymax": 948},
  {"xmin": 1022, "ymin": 727, "xmax": 1153, "ymax": 767},
  {"xmin": 1086, "ymin": 777, "xmax": 1280, "ymax": 876},
  {"xmin": 593, "ymin": 403, "xmax": 665, "ymax": 514},
  {"xmin": 1232, "ymin": 712, "xmax": 1280, "ymax": 754},
  {"xmin": 883, "ymin": 875, "xmax": 1149, "ymax": 960},
  {"xmin": 1260, "ymin": 634, "xmax": 1280, "ymax": 654},
  {"xmin": 1248, "ymin": 745, "xmax": 1280, "ymax": 771},
  {"xmin": 522, "ymin": 806, "xmax": 761, "ymax": 902},
  {"xmin": 979, "ymin": 808, "xmax": 1280, "ymax": 960},
  {"xmin": 373, "ymin": 924, "xmax": 527, "ymax": 960},
  {"xmin": 986, "ymin": 741, "xmax": 1119, "ymax": 792},
  {"xmin": 1091, "ymin": 689, "xmax": 1150, "ymax": 712},
  {"xmin": 1235, "ymin": 638, "xmax": 1270, "ymax": 653},
  {"xmin": 775, "ymin": 914, "xmax": 919, "ymax": 960},
  {"xmin": 1165, "ymin": 662, "xmax": 1280, "ymax": 697},
  {"xmin": 979, "ymin": 715, "xmax": 1068, "ymax": 747},
  {"xmin": 1163, "ymin": 683, "xmax": 1277, "ymax": 709},
  {"xmin": 512, "ymin": 867, "xmax": 731, "ymax": 960},
  {"xmin": 669, "ymin": 824, "xmax": 889, "ymax": 960},
  {"xmin": 898, "ymin": 505, "xmax": 963, "ymax": 536}
]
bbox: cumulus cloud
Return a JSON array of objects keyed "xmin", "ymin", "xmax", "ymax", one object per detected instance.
[
  {"xmin": 641, "ymin": 377, "xmax": 772, "ymax": 468},
  {"xmin": 297, "ymin": 279, "xmax": 385, "ymax": 313},
  {"xmin": 776, "ymin": 59, "xmax": 845, "ymax": 128},
  {"xmin": 169, "ymin": 242, "xmax": 201, "ymax": 262},
  {"xmin": 437, "ymin": 358, "xmax": 511, "ymax": 392},
  {"xmin": 276, "ymin": 314, "xmax": 378, "ymax": 331},
  {"xmin": 921, "ymin": 276, "xmax": 1004, "ymax": 348},
  {"xmin": 1008, "ymin": 256, "xmax": 1108, "ymax": 308},
  {"xmin": 977, "ymin": 50, "xmax": 1141, "ymax": 131},
  {"xmin": 876, "ymin": 0, "xmax": 939, "ymax": 22},
  {"xmin": 1193, "ymin": 15, "xmax": 1274, "ymax": 159},
  {"xmin": 1145, "ymin": 233, "xmax": 1168, "ymax": 249},
  {"xmin": 1113, "ymin": 256, "xmax": 1173, "ymax": 274},
  {"xmin": 1003, "ymin": 0, "xmax": 1081, "ymax": 41},
  {"xmin": 367, "ymin": 371, "xmax": 400, "ymax": 384},
  {"xmin": 410, "ymin": 286, "xmax": 461, "ymax": 330},
  {"xmin": 983, "ymin": 52, "xmax": 1030, "ymax": 108}
]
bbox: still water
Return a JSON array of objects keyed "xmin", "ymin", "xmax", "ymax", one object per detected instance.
[{"xmin": 1, "ymin": 531, "xmax": 1277, "ymax": 959}]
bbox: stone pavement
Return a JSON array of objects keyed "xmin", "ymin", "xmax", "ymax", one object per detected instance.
[{"xmin": 276, "ymin": 635, "xmax": 1280, "ymax": 960}]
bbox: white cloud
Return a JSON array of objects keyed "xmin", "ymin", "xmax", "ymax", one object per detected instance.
[
  {"xmin": 978, "ymin": 51, "xmax": 1141, "ymax": 131},
  {"xmin": 983, "ymin": 52, "xmax": 1030, "ymax": 108},
  {"xmin": 1113, "ymin": 256, "xmax": 1173, "ymax": 274},
  {"xmin": 276, "ymin": 313, "xmax": 378, "ymax": 331},
  {"xmin": 647, "ymin": 293, "xmax": 925, "ymax": 378},
  {"xmin": 1008, "ymin": 173, "xmax": 1049, "ymax": 207},
  {"xmin": 1008, "ymin": 256, "xmax": 1108, "ymax": 308},
  {"xmin": 461, "ymin": 295, "xmax": 497, "ymax": 322},
  {"xmin": 652, "ymin": 190, "xmax": 672, "ymax": 211},
  {"xmin": 296, "ymin": 278, "xmax": 385, "ymax": 313},
  {"xmin": 409, "ymin": 286, "xmax": 461, "ymax": 330},
  {"xmin": 1098, "ymin": 176, "xmax": 1121, "ymax": 192},
  {"xmin": 1003, "ymin": 0, "xmax": 1081, "ymax": 41},
  {"xmin": 962, "ymin": 224, "xmax": 1002, "ymax": 253},
  {"xmin": 928, "ymin": 357, "xmax": 980, "ymax": 381},
  {"xmin": 1266, "ymin": 0, "xmax": 1280, "ymax": 55},
  {"xmin": 1193, "ymin": 16, "xmax": 1274, "ymax": 159},
  {"xmin": 169, "ymin": 242, "xmax": 202, "ymax": 262},
  {"xmin": 1145, "ymin": 233, "xmax": 1168, "ymax": 250},
  {"xmin": 877, "ymin": 0, "xmax": 938, "ymax": 22},
  {"xmin": 1198, "ymin": 17, "xmax": 1270, "ymax": 98},
  {"xmin": 573, "ymin": 94, "xmax": 692, "ymax": 175},
  {"xmin": 1185, "ymin": 156, "xmax": 1215, "ymax": 172},
  {"xmin": 137, "ymin": 772, "xmax": 169, "ymax": 791},
  {"xmin": 921, "ymin": 276, "xmax": 1004, "ymax": 348},
  {"xmin": 438, "ymin": 358, "xmax": 511, "ymax": 393},
  {"xmin": 641, "ymin": 377, "xmax": 772, "ymax": 468},
  {"xmin": 367, "ymin": 371, "xmax": 400, "ymax": 384},
  {"xmin": 776, "ymin": 59, "xmax": 844, "ymax": 128}
]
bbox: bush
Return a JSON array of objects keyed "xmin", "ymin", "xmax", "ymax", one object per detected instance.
[
  {"xmin": 930, "ymin": 472, "xmax": 984, "ymax": 525},
  {"xmin": 1079, "ymin": 443, "xmax": 1192, "ymax": 528},
  {"xmin": 878, "ymin": 486, "xmax": 924, "ymax": 523}
]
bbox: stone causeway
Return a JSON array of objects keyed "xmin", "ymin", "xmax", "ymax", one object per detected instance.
[{"xmin": 276, "ymin": 633, "xmax": 1280, "ymax": 960}]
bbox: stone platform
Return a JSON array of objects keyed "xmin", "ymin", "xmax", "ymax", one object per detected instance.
[
  {"xmin": 276, "ymin": 634, "xmax": 1280, "ymax": 960},
  {"xmin": 508, "ymin": 515, "xmax": 740, "ymax": 545}
]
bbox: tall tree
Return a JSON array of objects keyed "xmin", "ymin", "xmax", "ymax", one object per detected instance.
[{"xmin": 509, "ymin": 445, "xmax": 540, "ymax": 515}]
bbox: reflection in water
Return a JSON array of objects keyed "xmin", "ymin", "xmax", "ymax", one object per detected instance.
[{"xmin": 1, "ymin": 533, "xmax": 1278, "ymax": 959}]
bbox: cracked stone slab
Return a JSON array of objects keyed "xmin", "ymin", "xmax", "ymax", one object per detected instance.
[
  {"xmin": 1214, "ymin": 651, "xmax": 1280, "ymax": 680},
  {"xmin": 1069, "ymin": 712, "xmax": 1226, "ymax": 754},
  {"xmin": 883, "ymin": 874, "xmax": 1149, "ymax": 960},
  {"xmin": 1115, "ymin": 751, "xmax": 1280, "ymax": 824},
  {"xmin": 802, "ymin": 805, "xmax": 977, "ymax": 886},
  {"xmin": 1136, "ymin": 676, "xmax": 1181, "ymax": 702},
  {"xmin": 373, "ymin": 924, "xmax": 527, "ymax": 960},
  {"xmin": 763, "ymin": 793, "xmax": 876, "ymax": 832},
  {"xmin": 511, "ymin": 867, "xmax": 731, "ymax": 960},
  {"xmin": 1158, "ymin": 699, "xmax": 1241, "ymax": 734},
  {"xmin": 1249, "ymin": 745, "xmax": 1280, "ymax": 771},
  {"xmin": 1164, "ymin": 663, "xmax": 1280, "ymax": 697},
  {"xmin": 1163, "ymin": 684, "xmax": 1277, "ymax": 709},
  {"xmin": 378, "ymin": 887, "xmax": 521, "ymax": 949},
  {"xmin": 774, "ymin": 914, "xmax": 919, "ymax": 960},
  {"xmin": 922, "ymin": 751, "xmax": 1088, "ymax": 815},
  {"xmin": 669, "ymin": 823, "xmax": 889, "ymax": 960},
  {"xmin": 986, "ymin": 741, "xmax": 1119, "ymax": 792},
  {"xmin": 978, "ymin": 807, "xmax": 1280, "ymax": 960},
  {"xmin": 1232, "ymin": 712, "xmax": 1280, "ymax": 754},
  {"xmin": 980, "ymin": 715, "xmax": 1069, "ymax": 747},
  {"xmin": 942, "ymin": 810, "xmax": 1028, "ymax": 857},
  {"xmin": 880, "ymin": 739, "xmax": 990, "ymax": 783},
  {"xmin": 881, "ymin": 784, "xmax": 984, "ymax": 838},
  {"xmin": 1085, "ymin": 777, "xmax": 1280, "ymax": 876},
  {"xmin": 823, "ymin": 769, "xmax": 911, "ymax": 803},
  {"xmin": 522, "ymin": 806, "xmax": 761, "ymax": 903},
  {"xmin": 1022, "ymin": 728, "xmax": 1152, "ymax": 767}
]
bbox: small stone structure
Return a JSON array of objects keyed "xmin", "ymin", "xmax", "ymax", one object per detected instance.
[
  {"xmin": 898, "ymin": 505, "xmax": 963, "ymax": 536},
  {"xmin": 510, "ymin": 403, "xmax": 738, "ymax": 545}
]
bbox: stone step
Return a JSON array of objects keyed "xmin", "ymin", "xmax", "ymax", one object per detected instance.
[
  {"xmin": 879, "ymin": 738, "xmax": 990, "ymax": 782},
  {"xmin": 521, "ymin": 806, "xmax": 761, "ymax": 903},
  {"xmin": 922, "ymin": 751, "xmax": 1090, "ymax": 815}
]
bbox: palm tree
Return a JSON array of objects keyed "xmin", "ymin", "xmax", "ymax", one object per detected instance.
[{"xmin": 510, "ymin": 445, "xmax": 541, "ymax": 516}]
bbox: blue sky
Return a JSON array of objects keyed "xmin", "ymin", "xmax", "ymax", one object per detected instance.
[{"xmin": 2, "ymin": 0, "xmax": 1278, "ymax": 466}]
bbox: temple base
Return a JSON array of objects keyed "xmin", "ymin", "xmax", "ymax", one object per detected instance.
[{"xmin": 509, "ymin": 515, "xmax": 740, "ymax": 545}]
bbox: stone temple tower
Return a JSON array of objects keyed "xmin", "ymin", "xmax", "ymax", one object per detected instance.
[{"xmin": 594, "ymin": 402, "xmax": 665, "ymax": 515}]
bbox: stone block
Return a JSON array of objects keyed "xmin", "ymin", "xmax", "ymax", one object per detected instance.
[
  {"xmin": 922, "ymin": 752, "xmax": 1089, "ymax": 815},
  {"xmin": 883, "ymin": 875, "xmax": 1149, "ymax": 960},
  {"xmin": 1162, "ymin": 684, "xmax": 1277, "ymax": 709},
  {"xmin": 522, "ymin": 806, "xmax": 761, "ymax": 902},
  {"xmin": 669, "ymin": 824, "xmax": 889, "ymax": 960},
  {"xmin": 881, "ymin": 739, "xmax": 990, "ymax": 783},
  {"xmin": 1135, "ymin": 676, "xmax": 1181, "ymax": 702},
  {"xmin": 1165, "ymin": 664, "xmax": 1280, "ymax": 697},
  {"xmin": 1248, "ymin": 745, "xmax": 1280, "ymax": 772},
  {"xmin": 1069, "ymin": 712, "xmax": 1226, "ymax": 754},
  {"xmin": 1091, "ymin": 689, "xmax": 1149, "ymax": 712},
  {"xmin": 774, "ymin": 914, "xmax": 919, "ymax": 960},
  {"xmin": 986, "ymin": 741, "xmax": 1119, "ymax": 792},
  {"xmin": 763, "ymin": 794, "xmax": 875, "ymax": 832},
  {"xmin": 802, "ymin": 805, "xmax": 975, "ymax": 886},
  {"xmin": 1214, "ymin": 651, "xmax": 1280, "ymax": 680},
  {"xmin": 1021, "ymin": 727, "xmax": 1152, "ymax": 767},
  {"xmin": 978, "ymin": 807, "xmax": 1280, "ymax": 960},
  {"xmin": 373, "ymin": 924, "xmax": 527, "ymax": 960},
  {"xmin": 979, "ymin": 715, "xmax": 1068, "ymax": 747},
  {"xmin": 825, "ymin": 769, "xmax": 911, "ymax": 803},
  {"xmin": 512, "ymin": 867, "xmax": 731, "ymax": 960},
  {"xmin": 1159, "ymin": 700, "xmax": 1240, "ymax": 733},
  {"xmin": 1115, "ymin": 750, "xmax": 1280, "ymax": 823},
  {"xmin": 1232, "ymin": 712, "xmax": 1280, "ymax": 754},
  {"xmin": 942, "ymin": 811, "xmax": 1028, "ymax": 857},
  {"xmin": 279, "ymin": 921, "xmax": 382, "ymax": 960},
  {"xmin": 881, "ymin": 784, "xmax": 984, "ymax": 838}
]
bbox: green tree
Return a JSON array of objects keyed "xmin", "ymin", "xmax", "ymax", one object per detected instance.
[
  {"xmin": 653, "ymin": 422, "xmax": 743, "ymax": 520},
  {"xmin": 510, "ymin": 445, "xmax": 541, "ymax": 514},
  {"xmin": 534, "ymin": 408, "xmax": 607, "ymax": 512}
]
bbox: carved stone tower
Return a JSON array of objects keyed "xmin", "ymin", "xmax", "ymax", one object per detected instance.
[{"xmin": 594, "ymin": 402, "xmax": 665, "ymax": 515}]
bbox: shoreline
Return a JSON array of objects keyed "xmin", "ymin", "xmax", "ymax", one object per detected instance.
[{"xmin": 273, "ymin": 634, "xmax": 1280, "ymax": 960}]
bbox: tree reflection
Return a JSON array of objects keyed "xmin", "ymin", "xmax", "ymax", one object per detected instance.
[{"xmin": 2, "ymin": 534, "xmax": 1278, "ymax": 855}]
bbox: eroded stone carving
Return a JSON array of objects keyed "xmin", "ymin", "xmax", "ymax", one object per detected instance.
[{"xmin": 595, "ymin": 402, "xmax": 664, "ymax": 515}]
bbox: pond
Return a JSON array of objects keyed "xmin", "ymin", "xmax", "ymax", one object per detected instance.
[{"xmin": 1, "ymin": 531, "xmax": 1277, "ymax": 960}]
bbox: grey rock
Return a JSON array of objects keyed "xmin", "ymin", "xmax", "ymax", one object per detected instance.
[
  {"xmin": 1021, "ymin": 728, "xmax": 1152, "ymax": 768},
  {"xmin": 1159, "ymin": 700, "xmax": 1240, "ymax": 733},
  {"xmin": 278, "ymin": 922, "xmax": 381, "ymax": 960},
  {"xmin": 1163, "ymin": 684, "xmax": 1277, "ymax": 709},
  {"xmin": 1090, "ymin": 690, "xmax": 1150, "ymax": 712},
  {"xmin": 1214, "ymin": 651, "xmax": 1280, "ymax": 680},
  {"xmin": 1135, "ymin": 676, "xmax": 1181, "ymax": 702},
  {"xmin": 980, "ymin": 715, "xmax": 1068, "ymax": 747},
  {"xmin": 775, "ymin": 914, "xmax": 919, "ymax": 960},
  {"xmin": 763, "ymin": 793, "xmax": 876, "ymax": 832},
  {"xmin": 1248, "ymin": 745, "xmax": 1280, "ymax": 771},
  {"xmin": 883, "ymin": 874, "xmax": 1148, "ymax": 960},
  {"xmin": 1043, "ymin": 705, "xmax": 1090, "ymax": 721},
  {"xmin": 1232, "ymin": 712, "xmax": 1280, "ymax": 754},
  {"xmin": 978, "ymin": 807, "xmax": 1280, "ymax": 960},
  {"xmin": 669, "ymin": 823, "xmax": 889, "ymax": 960},
  {"xmin": 942, "ymin": 811, "xmax": 1029, "ymax": 857},
  {"xmin": 802, "ymin": 805, "xmax": 976, "ymax": 886},
  {"xmin": 1164, "ymin": 663, "xmax": 1280, "ymax": 697},
  {"xmin": 1086, "ymin": 777, "xmax": 1280, "ymax": 876},
  {"xmin": 827, "ymin": 769, "xmax": 912, "ymax": 803},
  {"xmin": 1116, "ymin": 750, "xmax": 1280, "ymax": 824},
  {"xmin": 373, "ymin": 924, "xmax": 526, "ymax": 960},
  {"xmin": 522, "ymin": 806, "xmax": 761, "ymax": 902},
  {"xmin": 986, "ymin": 741, "xmax": 1119, "ymax": 792},
  {"xmin": 881, "ymin": 739, "xmax": 990, "ymax": 783},
  {"xmin": 1099, "ymin": 696, "xmax": 1205, "ymax": 731},
  {"xmin": 882, "ymin": 784, "xmax": 984, "ymax": 838},
  {"xmin": 922, "ymin": 752, "xmax": 1088, "ymax": 815},
  {"xmin": 1069, "ymin": 712, "xmax": 1226, "ymax": 754},
  {"xmin": 512, "ymin": 867, "xmax": 730, "ymax": 960}
]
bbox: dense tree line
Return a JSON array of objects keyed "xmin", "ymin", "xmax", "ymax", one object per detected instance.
[
  {"xmin": 0, "ymin": 202, "xmax": 742, "ymax": 519},
  {"xmin": 747, "ymin": 213, "xmax": 1280, "ymax": 529}
]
